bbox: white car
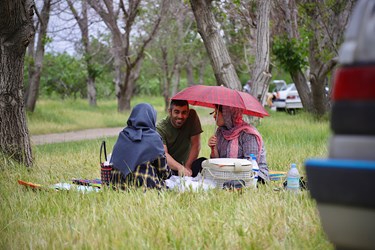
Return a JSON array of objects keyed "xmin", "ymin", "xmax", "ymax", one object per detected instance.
[
  {"xmin": 271, "ymin": 80, "xmax": 287, "ymax": 94},
  {"xmin": 273, "ymin": 83, "xmax": 302, "ymax": 112},
  {"xmin": 285, "ymin": 88, "xmax": 303, "ymax": 114}
]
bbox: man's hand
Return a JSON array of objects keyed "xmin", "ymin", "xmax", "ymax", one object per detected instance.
[{"xmin": 178, "ymin": 166, "xmax": 192, "ymax": 177}]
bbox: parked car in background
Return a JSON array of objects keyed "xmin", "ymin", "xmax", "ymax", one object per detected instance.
[
  {"xmin": 273, "ymin": 83, "xmax": 303, "ymax": 114},
  {"xmin": 285, "ymin": 91, "xmax": 303, "ymax": 114},
  {"xmin": 266, "ymin": 80, "xmax": 287, "ymax": 108},
  {"xmin": 271, "ymin": 80, "xmax": 287, "ymax": 94},
  {"xmin": 305, "ymin": 0, "xmax": 375, "ymax": 249}
]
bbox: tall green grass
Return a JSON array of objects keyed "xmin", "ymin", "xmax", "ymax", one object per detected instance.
[{"xmin": 1, "ymin": 97, "xmax": 333, "ymax": 249}]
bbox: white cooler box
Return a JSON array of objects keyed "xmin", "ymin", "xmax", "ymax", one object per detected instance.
[{"xmin": 202, "ymin": 158, "xmax": 254, "ymax": 188}]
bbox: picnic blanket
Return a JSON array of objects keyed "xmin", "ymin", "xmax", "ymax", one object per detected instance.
[
  {"xmin": 269, "ymin": 170, "xmax": 287, "ymax": 181},
  {"xmin": 18, "ymin": 170, "xmax": 289, "ymax": 193},
  {"xmin": 165, "ymin": 174, "xmax": 216, "ymax": 192},
  {"xmin": 18, "ymin": 179, "xmax": 101, "ymax": 193}
]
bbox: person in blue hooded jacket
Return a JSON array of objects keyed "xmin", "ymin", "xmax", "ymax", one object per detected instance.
[{"xmin": 110, "ymin": 103, "xmax": 171, "ymax": 190}]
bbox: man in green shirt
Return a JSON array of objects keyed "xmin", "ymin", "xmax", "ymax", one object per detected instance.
[{"xmin": 157, "ymin": 100, "xmax": 203, "ymax": 177}]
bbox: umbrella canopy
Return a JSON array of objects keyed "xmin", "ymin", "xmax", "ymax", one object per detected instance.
[{"xmin": 171, "ymin": 85, "xmax": 269, "ymax": 118}]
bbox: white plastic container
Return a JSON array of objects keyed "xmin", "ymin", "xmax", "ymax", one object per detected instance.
[
  {"xmin": 201, "ymin": 158, "xmax": 253, "ymax": 188},
  {"xmin": 286, "ymin": 163, "xmax": 300, "ymax": 192}
]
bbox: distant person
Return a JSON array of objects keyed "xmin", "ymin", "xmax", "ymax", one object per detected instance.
[
  {"xmin": 243, "ymin": 80, "xmax": 252, "ymax": 94},
  {"xmin": 207, "ymin": 105, "xmax": 269, "ymax": 183},
  {"xmin": 266, "ymin": 92, "xmax": 275, "ymax": 107},
  {"xmin": 157, "ymin": 100, "xmax": 205, "ymax": 177},
  {"xmin": 110, "ymin": 103, "xmax": 171, "ymax": 190}
]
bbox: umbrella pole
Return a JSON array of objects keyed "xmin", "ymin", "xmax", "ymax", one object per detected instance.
[{"xmin": 214, "ymin": 110, "xmax": 218, "ymax": 134}]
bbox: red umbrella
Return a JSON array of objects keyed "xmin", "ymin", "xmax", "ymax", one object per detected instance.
[{"xmin": 171, "ymin": 85, "xmax": 269, "ymax": 118}]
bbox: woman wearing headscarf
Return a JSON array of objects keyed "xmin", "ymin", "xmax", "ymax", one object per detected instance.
[
  {"xmin": 207, "ymin": 105, "xmax": 269, "ymax": 183},
  {"xmin": 110, "ymin": 103, "xmax": 171, "ymax": 190}
]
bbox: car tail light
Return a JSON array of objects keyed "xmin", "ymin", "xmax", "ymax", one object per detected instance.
[
  {"xmin": 332, "ymin": 66, "xmax": 375, "ymax": 101},
  {"xmin": 331, "ymin": 65, "xmax": 375, "ymax": 135},
  {"xmin": 287, "ymin": 95, "xmax": 297, "ymax": 100}
]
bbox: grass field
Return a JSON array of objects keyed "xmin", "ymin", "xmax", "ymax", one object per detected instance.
[{"xmin": 1, "ymin": 97, "xmax": 333, "ymax": 249}]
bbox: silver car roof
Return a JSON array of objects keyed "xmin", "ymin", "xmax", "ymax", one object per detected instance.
[{"xmin": 339, "ymin": 0, "xmax": 375, "ymax": 64}]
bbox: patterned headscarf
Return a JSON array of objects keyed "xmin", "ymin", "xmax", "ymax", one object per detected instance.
[{"xmin": 217, "ymin": 106, "xmax": 263, "ymax": 159}]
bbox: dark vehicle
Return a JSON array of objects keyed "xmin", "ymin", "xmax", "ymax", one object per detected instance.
[{"xmin": 305, "ymin": 1, "xmax": 375, "ymax": 249}]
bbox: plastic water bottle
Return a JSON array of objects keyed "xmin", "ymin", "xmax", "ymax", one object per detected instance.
[
  {"xmin": 286, "ymin": 163, "xmax": 300, "ymax": 192},
  {"xmin": 250, "ymin": 154, "xmax": 259, "ymax": 188}
]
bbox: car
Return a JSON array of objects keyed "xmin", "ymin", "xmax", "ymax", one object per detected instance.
[
  {"xmin": 273, "ymin": 83, "xmax": 302, "ymax": 113},
  {"xmin": 305, "ymin": 1, "xmax": 375, "ymax": 249},
  {"xmin": 271, "ymin": 80, "xmax": 287, "ymax": 94}
]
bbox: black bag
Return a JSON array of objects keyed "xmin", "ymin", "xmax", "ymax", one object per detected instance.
[{"xmin": 100, "ymin": 141, "xmax": 112, "ymax": 186}]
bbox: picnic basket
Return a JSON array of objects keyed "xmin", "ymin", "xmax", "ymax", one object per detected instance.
[
  {"xmin": 202, "ymin": 158, "xmax": 254, "ymax": 188},
  {"xmin": 100, "ymin": 140, "xmax": 112, "ymax": 186}
]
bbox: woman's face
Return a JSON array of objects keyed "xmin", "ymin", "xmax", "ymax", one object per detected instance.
[{"xmin": 213, "ymin": 108, "xmax": 225, "ymax": 127}]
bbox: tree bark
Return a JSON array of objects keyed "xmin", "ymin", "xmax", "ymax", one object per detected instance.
[
  {"xmin": 155, "ymin": 0, "xmax": 191, "ymax": 110},
  {"xmin": 0, "ymin": 0, "xmax": 35, "ymax": 167},
  {"xmin": 251, "ymin": 0, "xmax": 272, "ymax": 106},
  {"xmin": 303, "ymin": 0, "xmax": 354, "ymax": 116},
  {"xmin": 171, "ymin": 65, "xmax": 180, "ymax": 97},
  {"xmin": 185, "ymin": 60, "xmax": 194, "ymax": 86},
  {"xmin": 190, "ymin": 0, "xmax": 241, "ymax": 90},
  {"xmin": 279, "ymin": 0, "xmax": 314, "ymax": 113},
  {"xmin": 67, "ymin": 0, "xmax": 97, "ymax": 107},
  {"xmin": 198, "ymin": 60, "xmax": 206, "ymax": 85},
  {"xmin": 25, "ymin": 0, "xmax": 51, "ymax": 112}
]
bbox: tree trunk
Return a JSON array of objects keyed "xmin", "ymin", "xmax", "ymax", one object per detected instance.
[
  {"xmin": 111, "ymin": 34, "xmax": 125, "ymax": 106},
  {"xmin": 162, "ymin": 77, "xmax": 170, "ymax": 112},
  {"xmin": 118, "ymin": 57, "xmax": 143, "ymax": 112},
  {"xmin": 280, "ymin": 0, "xmax": 314, "ymax": 113},
  {"xmin": 87, "ymin": 76, "xmax": 97, "ymax": 106},
  {"xmin": 160, "ymin": 46, "xmax": 171, "ymax": 112},
  {"xmin": 308, "ymin": 34, "xmax": 332, "ymax": 116},
  {"xmin": 190, "ymin": 0, "xmax": 241, "ymax": 90},
  {"xmin": 198, "ymin": 60, "xmax": 206, "ymax": 85},
  {"xmin": 68, "ymin": 0, "xmax": 97, "ymax": 107},
  {"xmin": 25, "ymin": 0, "xmax": 51, "ymax": 112},
  {"xmin": 185, "ymin": 61, "xmax": 194, "ymax": 86},
  {"xmin": 0, "ymin": 0, "xmax": 34, "ymax": 167},
  {"xmin": 89, "ymin": 0, "xmax": 165, "ymax": 113},
  {"xmin": 251, "ymin": 0, "xmax": 271, "ymax": 106},
  {"xmin": 290, "ymin": 70, "xmax": 313, "ymax": 111},
  {"xmin": 303, "ymin": 0, "xmax": 353, "ymax": 116},
  {"xmin": 171, "ymin": 65, "xmax": 180, "ymax": 96}
]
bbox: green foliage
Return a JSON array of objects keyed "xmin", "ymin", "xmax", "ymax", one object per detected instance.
[
  {"xmin": 272, "ymin": 35, "xmax": 309, "ymax": 73},
  {"xmin": 136, "ymin": 77, "xmax": 162, "ymax": 96},
  {"xmin": 40, "ymin": 53, "xmax": 87, "ymax": 99},
  {"xmin": 42, "ymin": 35, "xmax": 52, "ymax": 47}
]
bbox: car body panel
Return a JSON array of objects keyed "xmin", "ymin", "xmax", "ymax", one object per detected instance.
[
  {"xmin": 305, "ymin": 1, "xmax": 375, "ymax": 249},
  {"xmin": 273, "ymin": 83, "xmax": 303, "ymax": 110}
]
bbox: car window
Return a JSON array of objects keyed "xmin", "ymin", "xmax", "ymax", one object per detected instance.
[{"xmin": 280, "ymin": 84, "xmax": 291, "ymax": 91}]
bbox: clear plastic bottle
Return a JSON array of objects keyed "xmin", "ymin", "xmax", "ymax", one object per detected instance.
[
  {"xmin": 250, "ymin": 154, "xmax": 259, "ymax": 188},
  {"xmin": 286, "ymin": 163, "xmax": 300, "ymax": 192}
]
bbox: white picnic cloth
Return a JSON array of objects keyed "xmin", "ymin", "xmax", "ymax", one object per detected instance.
[
  {"xmin": 165, "ymin": 173, "xmax": 216, "ymax": 192},
  {"xmin": 52, "ymin": 183, "xmax": 101, "ymax": 193}
]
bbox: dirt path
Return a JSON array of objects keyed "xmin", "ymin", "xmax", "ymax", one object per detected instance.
[
  {"xmin": 31, "ymin": 116, "xmax": 215, "ymax": 145},
  {"xmin": 31, "ymin": 127, "xmax": 123, "ymax": 145}
]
